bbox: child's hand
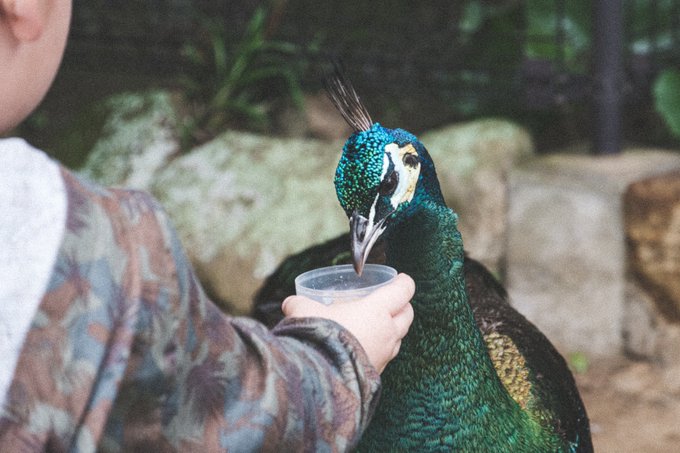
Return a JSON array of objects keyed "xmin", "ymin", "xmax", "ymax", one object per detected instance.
[{"xmin": 282, "ymin": 273, "xmax": 415, "ymax": 373}]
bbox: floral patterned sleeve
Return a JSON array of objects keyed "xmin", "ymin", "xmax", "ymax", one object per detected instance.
[{"xmin": 0, "ymin": 168, "xmax": 380, "ymax": 452}]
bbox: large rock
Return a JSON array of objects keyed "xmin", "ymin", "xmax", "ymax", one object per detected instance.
[
  {"xmin": 507, "ymin": 150, "xmax": 680, "ymax": 356},
  {"xmin": 623, "ymin": 171, "xmax": 680, "ymax": 362},
  {"xmin": 625, "ymin": 171, "xmax": 680, "ymax": 321},
  {"xmin": 80, "ymin": 91, "xmax": 533, "ymax": 313},
  {"xmin": 151, "ymin": 132, "xmax": 349, "ymax": 313},
  {"xmin": 80, "ymin": 91, "xmax": 180, "ymax": 189}
]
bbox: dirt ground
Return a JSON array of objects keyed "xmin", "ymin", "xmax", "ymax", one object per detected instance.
[{"xmin": 576, "ymin": 356, "xmax": 680, "ymax": 452}]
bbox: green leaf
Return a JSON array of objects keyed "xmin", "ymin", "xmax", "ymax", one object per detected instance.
[
  {"xmin": 210, "ymin": 27, "xmax": 228, "ymax": 79},
  {"xmin": 654, "ymin": 69, "xmax": 680, "ymax": 138},
  {"xmin": 460, "ymin": 1, "xmax": 484, "ymax": 34},
  {"xmin": 568, "ymin": 351, "xmax": 589, "ymax": 374},
  {"xmin": 525, "ymin": 0, "xmax": 590, "ymax": 71}
]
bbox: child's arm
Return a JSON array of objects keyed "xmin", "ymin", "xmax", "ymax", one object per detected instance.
[{"xmin": 0, "ymin": 167, "xmax": 412, "ymax": 452}]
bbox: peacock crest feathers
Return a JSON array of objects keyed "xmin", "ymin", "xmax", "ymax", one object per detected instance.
[{"xmin": 323, "ymin": 62, "xmax": 373, "ymax": 132}]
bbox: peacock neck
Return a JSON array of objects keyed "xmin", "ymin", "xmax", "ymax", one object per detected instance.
[
  {"xmin": 369, "ymin": 199, "xmax": 556, "ymax": 450},
  {"xmin": 387, "ymin": 202, "xmax": 493, "ymax": 362},
  {"xmin": 386, "ymin": 200, "xmax": 472, "ymax": 332},
  {"xmin": 385, "ymin": 200, "xmax": 498, "ymax": 371}
]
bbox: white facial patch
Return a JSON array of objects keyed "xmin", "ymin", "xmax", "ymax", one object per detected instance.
[{"xmin": 383, "ymin": 143, "xmax": 421, "ymax": 209}]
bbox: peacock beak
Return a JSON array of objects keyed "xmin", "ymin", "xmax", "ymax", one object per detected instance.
[{"xmin": 350, "ymin": 211, "xmax": 387, "ymax": 276}]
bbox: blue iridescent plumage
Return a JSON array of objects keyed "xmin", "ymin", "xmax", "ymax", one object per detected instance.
[{"xmin": 335, "ymin": 123, "xmax": 393, "ymax": 217}]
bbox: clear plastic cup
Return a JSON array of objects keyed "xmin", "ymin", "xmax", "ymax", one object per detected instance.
[{"xmin": 295, "ymin": 264, "xmax": 397, "ymax": 305}]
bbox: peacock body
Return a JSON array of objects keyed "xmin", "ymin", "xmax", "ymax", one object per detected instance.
[{"xmin": 254, "ymin": 69, "xmax": 592, "ymax": 452}]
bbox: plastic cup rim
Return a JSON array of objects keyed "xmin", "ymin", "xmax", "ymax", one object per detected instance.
[{"xmin": 294, "ymin": 264, "xmax": 397, "ymax": 299}]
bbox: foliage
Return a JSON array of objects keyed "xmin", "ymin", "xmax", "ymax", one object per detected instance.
[
  {"xmin": 524, "ymin": 0, "xmax": 591, "ymax": 72},
  {"xmin": 654, "ymin": 69, "xmax": 680, "ymax": 138},
  {"xmin": 627, "ymin": 0, "xmax": 678, "ymax": 54},
  {"xmin": 179, "ymin": 4, "xmax": 313, "ymax": 148},
  {"xmin": 449, "ymin": 1, "xmax": 680, "ymax": 145},
  {"xmin": 568, "ymin": 351, "xmax": 589, "ymax": 374},
  {"xmin": 521, "ymin": 0, "xmax": 677, "ymax": 72}
]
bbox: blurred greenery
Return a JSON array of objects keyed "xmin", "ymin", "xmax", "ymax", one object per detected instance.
[
  {"xmin": 524, "ymin": 0, "xmax": 591, "ymax": 72},
  {"xmin": 654, "ymin": 69, "xmax": 680, "ymax": 138},
  {"xmin": 12, "ymin": 0, "xmax": 680, "ymax": 165},
  {"xmin": 568, "ymin": 351, "xmax": 590, "ymax": 374},
  {"xmin": 627, "ymin": 0, "xmax": 678, "ymax": 53},
  {"xmin": 178, "ymin": 4, "xmax": 315, "ymax": 148}
]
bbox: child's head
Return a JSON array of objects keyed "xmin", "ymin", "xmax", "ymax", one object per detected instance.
[{"xmin": 0, "ymin": 0, "xmax": 72, "ymax": 133}]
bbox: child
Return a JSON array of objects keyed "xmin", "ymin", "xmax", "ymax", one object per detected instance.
[{"xmin": 0, "ymin": 1, "xmax": 415, "ymax": 450}]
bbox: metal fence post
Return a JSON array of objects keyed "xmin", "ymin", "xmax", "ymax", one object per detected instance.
[{"xmin": 592, "ymin": 0, "xmax": 625, "ymax": 154}]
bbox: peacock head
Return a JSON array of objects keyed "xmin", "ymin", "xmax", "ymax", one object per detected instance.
[
  {"xmin": 326, "ymin": 67, "xmax": 442, "ymax": 275},
  {"xmin": 334, "ymin": 123, "xmax": 424, "ymax": 274}
]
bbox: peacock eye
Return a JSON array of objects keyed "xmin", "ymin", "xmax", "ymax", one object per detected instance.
[
  {"xmin": 403, "ymin": 154, "xmax": 419, "ymax": 168},
  {"xmin": 379, "ymin": 171, "xmax": 399, "ymax": 196}
]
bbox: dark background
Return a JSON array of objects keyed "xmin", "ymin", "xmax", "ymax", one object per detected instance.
[{"xmin": 16, "ymin": 0, "xmax": 680, "ymax": 165}]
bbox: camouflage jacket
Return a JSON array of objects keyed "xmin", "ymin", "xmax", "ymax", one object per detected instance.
[{"xmin": 0, "ymin": 168, "xmax": 380, "ymax": 452}]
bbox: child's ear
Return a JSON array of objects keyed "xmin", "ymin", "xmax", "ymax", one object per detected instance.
[{"xmin": 2, "ymin": 0, "xmax": 50, "ymax": 42}]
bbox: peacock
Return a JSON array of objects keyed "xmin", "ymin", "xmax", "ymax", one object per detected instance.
[{"xmin": 253, "ymin": 68, "xmax": 592, "ymax": 452}]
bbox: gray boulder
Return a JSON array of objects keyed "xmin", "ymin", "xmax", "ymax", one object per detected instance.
[
  {"xmin": 80, "ymin": 91, "xmax": 180, "ymax": 189},
  {"xmin": 151, "ymin": 132, "xmax": 349, "ymax": 313}
]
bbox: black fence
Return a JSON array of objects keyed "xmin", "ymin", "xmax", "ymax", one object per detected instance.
[{"xmin": 64, "ymin": 0, "xmax": 680, "ymax": 153}]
